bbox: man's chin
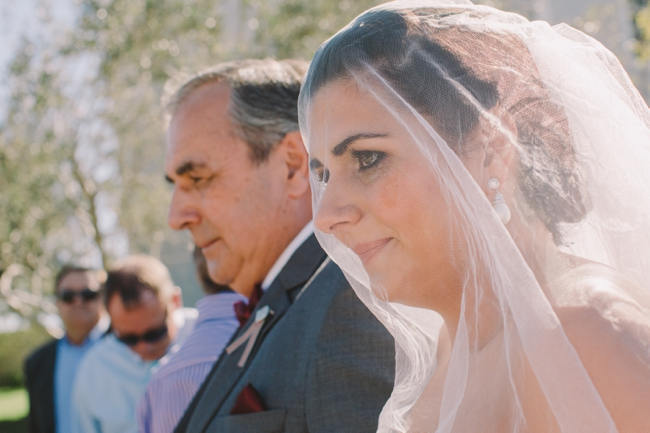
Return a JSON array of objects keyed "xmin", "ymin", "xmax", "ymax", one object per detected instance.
[
  {"xmin": 138, "ymin": 352, "xmax": 165, "ymax": 362},
  {"xmin": 67, "ymin": 318, "xmax": 99, "ymax": 330}
]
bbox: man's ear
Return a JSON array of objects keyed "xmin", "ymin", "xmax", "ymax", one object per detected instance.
[
  {"xmin": 169, "ymin": 287, "xmax": 182, "ymax": 309},
  {"xmin": 280, "ymin": 130, "xmax": 310, "ymax": 199}
]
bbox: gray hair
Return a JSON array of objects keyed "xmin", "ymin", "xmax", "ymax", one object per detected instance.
[{"xmin": 165, "ymin": 58, "xmax": 308, "ymax": 163}]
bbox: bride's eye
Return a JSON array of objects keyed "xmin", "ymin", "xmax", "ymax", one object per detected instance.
[
  {"xmin": 352, "ymin": 150, "xmax": 386, "ymax": 171},
  {"xmin": 312, "ymin": 167, "xmax": 330, "ymax": 183}
]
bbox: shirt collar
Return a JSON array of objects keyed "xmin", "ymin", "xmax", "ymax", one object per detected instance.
[
  {"xmin": 261, "ymin": 222, "xmax": 314, "ymax": 291},
  {"xmin": 89, "ymin": 314, "xmax": 110, "ymax": 339},
  {"xmin": 195, "ymin": 292, "xmax": 245, "ymax": 322}
]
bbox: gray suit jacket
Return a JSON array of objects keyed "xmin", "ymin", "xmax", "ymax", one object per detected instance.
[{"xmin": 174, "ymin": 235, "xmax": 395, "ymax": 433}]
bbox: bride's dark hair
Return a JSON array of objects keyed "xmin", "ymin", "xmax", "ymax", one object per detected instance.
[{"xmin": 305, "ymin": 7, "xmax": 588, "ymax": 243}]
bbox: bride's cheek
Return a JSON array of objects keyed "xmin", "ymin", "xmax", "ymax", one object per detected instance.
[{"xmin": 376, "ymin": 178, "xmax": 401, "ymax": 211}]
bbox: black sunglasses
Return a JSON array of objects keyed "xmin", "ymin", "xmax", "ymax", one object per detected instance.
[
  {"xmin": 115, "ymin": 322, "xmax": 168, "ymax": 347},
  {"xmin": 58, "ymin": 288, "xmax": 100, "ymax": 304}
]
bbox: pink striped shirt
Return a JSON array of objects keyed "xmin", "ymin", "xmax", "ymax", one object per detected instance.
[{"xmin": 137, "ymin": 292, "xmax": 243, "ymax": 433}]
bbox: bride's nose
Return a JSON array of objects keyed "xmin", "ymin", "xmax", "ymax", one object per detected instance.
[{"xmin": 314, "ymin": 179, "xmax": 362, "ymax": 235}]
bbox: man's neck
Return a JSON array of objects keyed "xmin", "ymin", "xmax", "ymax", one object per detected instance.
[
  {"xmin": 231, "ymin": 220, "xmax": 313, "ymax": 299},
  {"xmin": 65, "ymin": 328, "xmax": 92, "ymax": 346}
]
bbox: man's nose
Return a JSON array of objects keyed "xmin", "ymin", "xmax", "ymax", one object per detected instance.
[
  {"xmin": 71, "ymin": 295, "xmax": 84, "ymax": 307},
  {"xmin": 168, "ymin": 188, "xmax": 200, "ymax": 231}
]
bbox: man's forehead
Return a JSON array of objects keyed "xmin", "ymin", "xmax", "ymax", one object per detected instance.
[
  {"xmin": 172, "ymin": 81, "xmax": 231, "ymax": 127},
  {"xmin": 109, "ymin": 290, "xmax": 164, "ymax": 316},
  {"xmin": 165, "ymin": 84, "xmax": 234, "ymax": 173},
  {"xmin": 59, "ymin": 271, "xmax": 92, "ymax": 286},
  {"xmin": 164, "ymin": 124, "xmax": 214, "ymax": 177}
]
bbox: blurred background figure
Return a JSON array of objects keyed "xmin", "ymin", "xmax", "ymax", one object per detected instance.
[
  {"xmin": 138, "ymin": 247, "xmax": 243, "ymax": 433},
  {"xmin": 71, "ymin": 255, "xmax": 196, "ymax": 433},
  {"xmin": 23, "ymin": 265, "xmax": 108, "ymax": 433}
]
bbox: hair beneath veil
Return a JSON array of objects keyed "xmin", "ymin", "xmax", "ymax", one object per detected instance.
[{"xmin": 299, "ymin": 1, "xmax": 650, "ymax": 432}]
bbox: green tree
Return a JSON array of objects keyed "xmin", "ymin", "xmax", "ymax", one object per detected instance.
[
  {"xmin": 1, "ymin": 0, "xmax": 382, "ymax": 320},
  {"xmin": 1, "ymin": 39, "xmax": 98, "ymax": 321},
  {"xmin": 632, "ymin": 0, "xmax": 650, "ymax": 59}
]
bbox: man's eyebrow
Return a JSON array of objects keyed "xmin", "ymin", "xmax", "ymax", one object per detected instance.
[
  {"xmin": 176, "ymin": 161, "xmax": 207, "ymax": 176},
  {"xmin": 332, "ymin": 133, "xmax": 388, "ymax": 156},
  {"xmin": 165, "ymin": 161, "xmax": 209, "ymax": 184}
]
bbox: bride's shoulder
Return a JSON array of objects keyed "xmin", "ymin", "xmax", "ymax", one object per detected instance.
[
  {"xmin": 551, "ymin": 265, "xmax": 650, "ymax": 358},
  {"xmin": 550, "ymin": 262, "xmax": 649, "ymax": 323},
  {"xmin": 550, "ymin": 263, "xmax": 650, "ymax": 431},
  {"xmin": 551, "ymin": 269, "xmax": 649, "ymax": 371}
]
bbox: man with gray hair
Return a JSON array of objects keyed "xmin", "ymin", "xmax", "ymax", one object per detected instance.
[{"xmin": 165, "ymin": 58, "xmax": 395, "ymax": 433}]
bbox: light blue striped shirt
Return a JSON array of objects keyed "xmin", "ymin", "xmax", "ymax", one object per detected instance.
[
  {"xmin": 72, "ymin": 308, "xmax": 197, "ymax": 433},
  {"xmin": 137, "ymin": 292, "xmax": 243, "ymax": 433},
  {"xmin": 54, "ymin": 319, "xmax": 107, "ymax": 433}
]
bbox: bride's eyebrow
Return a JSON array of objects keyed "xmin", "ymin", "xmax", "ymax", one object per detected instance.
[
  {"xmin": 309, "ymin": 133, "xmax": 390, "ymax": 168},
  {"xmin": 331, "ymin": 133, "xmax": 388, "ymax": 156}
]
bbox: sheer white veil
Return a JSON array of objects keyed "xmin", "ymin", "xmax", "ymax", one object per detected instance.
[{"xmin": 299, "ymin": 1, "xmax": 650, "ymax": 432}]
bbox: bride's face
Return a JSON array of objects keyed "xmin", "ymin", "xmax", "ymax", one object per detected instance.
[{"xmin": 307, "ymin": 79, "xmax": 474, "ymax": 308}]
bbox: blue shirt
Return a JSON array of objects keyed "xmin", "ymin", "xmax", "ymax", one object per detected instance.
[
  {"xmin": 54, "ymin": 318, "xmax": 107, "ymax": 433},
  {"xmin": 71, "ymin": 308, "xmax": 196, "ymax": 433},
  {"xmin": 137, "ymin": 292, "xmax": 243, "ymax": 433}
]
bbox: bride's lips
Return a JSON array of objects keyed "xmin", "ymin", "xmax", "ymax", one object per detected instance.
[{"xmin": 352, "ymin": 238, "xmax": 391, "ymax": 265}]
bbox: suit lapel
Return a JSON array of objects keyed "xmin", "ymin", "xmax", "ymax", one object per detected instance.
[{"xmin": 187, "ymin": 235, "xmax": 325, "ymax": 432}]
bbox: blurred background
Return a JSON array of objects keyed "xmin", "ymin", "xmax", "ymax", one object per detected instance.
[{"xmin": 1, "ymin": 0, "xmax": 648, "ymax": 430}]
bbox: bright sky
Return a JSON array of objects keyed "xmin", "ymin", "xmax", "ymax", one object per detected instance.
[{"xmin": 0, "ymin": 0, "xmax": 76, "ymax": 118}]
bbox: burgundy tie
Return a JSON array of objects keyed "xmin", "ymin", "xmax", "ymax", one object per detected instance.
[{"xmin": 233, "ymin": 285, "xmax": 264, "ymax": 327}]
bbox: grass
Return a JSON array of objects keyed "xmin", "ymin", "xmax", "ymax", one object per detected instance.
[{"xmin": 0, "ymin": 388, "xmax": 28, "ymax": 421}]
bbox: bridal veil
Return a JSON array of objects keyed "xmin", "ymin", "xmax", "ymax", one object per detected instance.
[{"xmin": 299, "ymin": 1, "xmax": 650, "ymax": 432}]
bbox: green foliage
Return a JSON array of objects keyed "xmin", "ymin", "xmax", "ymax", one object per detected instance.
[
  {"xmin": 0, "ymin": 386, "xmax": 28, "ymax": 433},
  {"xmin": 0, "ymin": 43, "xmax": 80, "ymax": 318},
  {"xmin": 634, "ymin": 2, "xmax": 650, "ymax": 59},
  {"xmin": 1, "ymin": 0, "xmax": 390, "ymax": 318},
  {"xmin": 0, "ymin": 388, "xmax": 28, "ymax": 421},
  {"xmin": 0, "ymin": 325, "xmax": 50, "ymax": 388},
  {"xmin": 244, "ymin": 0, "xmax": 379, "ymax": 58},
  {"xmin": 0, "ymin": 417, "xmax": 28, "ymax": 433}
]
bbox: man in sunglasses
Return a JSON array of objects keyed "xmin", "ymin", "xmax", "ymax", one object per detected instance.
[
  {"xmin": 138, "ymin": 247, "xmax": 243, "ymax": 433},
  {"xmin": 71, "ymin": 255, "xmax": 197, "ymax": 433},
  {"xmin": 24, "ymin": 265, "xmax": 108, "ymax": 433}
]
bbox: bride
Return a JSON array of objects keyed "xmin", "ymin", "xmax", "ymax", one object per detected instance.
[{"xmin": 298, "ymin": 1, "xmax": 650, "ymax": 432}]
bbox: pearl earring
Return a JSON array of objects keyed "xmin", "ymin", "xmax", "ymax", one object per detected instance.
[{"xmin": 487, "ymin": 178, "xmax": 511, "ymax": 224}]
